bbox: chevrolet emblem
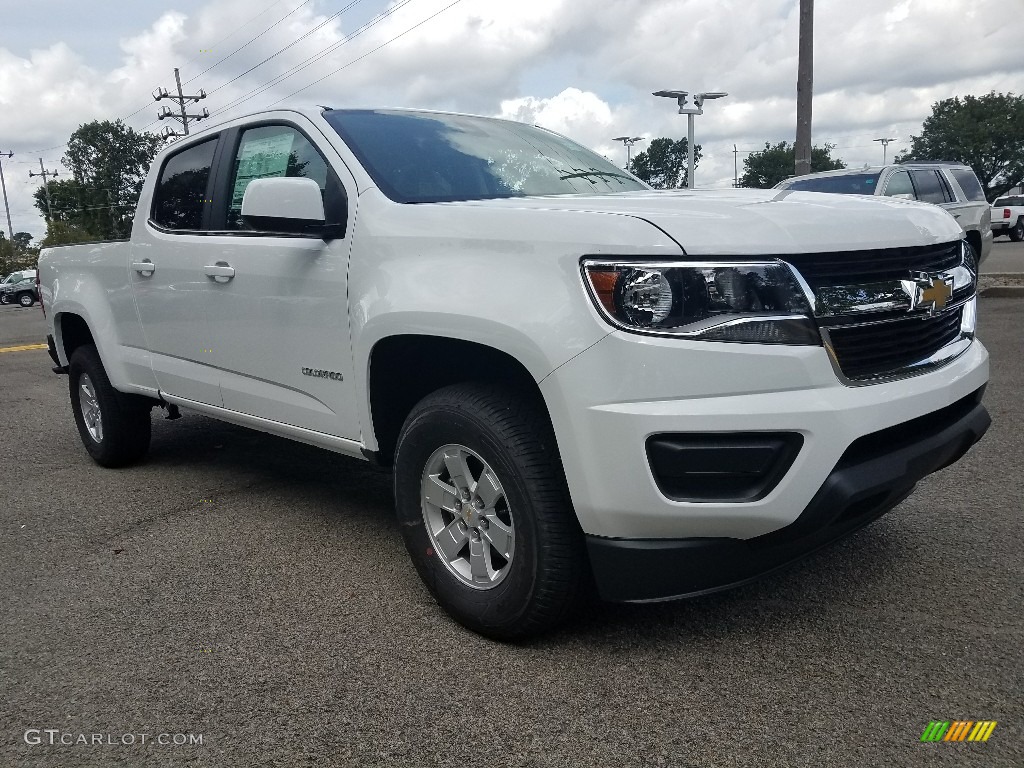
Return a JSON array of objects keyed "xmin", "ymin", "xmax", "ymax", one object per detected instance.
[{"xmin": 901, "ymin": 272, "xmax": 953, "ymax": 316}]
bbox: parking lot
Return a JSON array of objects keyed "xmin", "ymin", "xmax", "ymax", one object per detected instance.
[{"xmin": 1, "ymin": 279, "xmax": 1021, "ymax": 765}]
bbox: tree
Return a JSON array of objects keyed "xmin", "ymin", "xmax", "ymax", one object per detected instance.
[
  {"xmin": 0, "ymin": 230, "xmax": 39, "ymax": 272},
  {"xmin": 740, "ymin": 141, "xmax": 846, "ymax": 188},
  {"xmin": 897, "ymin": 92, "xmax": 1024, "ymax": 201},
  {"xmin": 40, "ymin": 221, "xmax": 97, "ymax": 249},
  {"xmin": 32, "ymin": 119, "xmax": 161, "ymax": 239},
  {"xmin": 629, "ymin": 137, "xmax": 702, "ymax": 189}
]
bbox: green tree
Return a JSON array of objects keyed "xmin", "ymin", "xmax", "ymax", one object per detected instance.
[
  {"xmin": 629, "ymin": 137, "xmax": 702, "ymax": 189},
  {"xmin": 897, "ymin": 92, "xmax": 1024, "ymax": 201},
  {"xmin": 740, "ymin": 141, "xmax": 846, "ymax": 188},
  {"xmin": 40, "ymin": 220, "xmax": 97, "ymax": 249},
  {"xmin": 32, "ymin": 119, "xmax": 161, "ymax": 239},
  {"xmin": 0, "ymin": 230, "xmax": 39, "ymax": 272}
]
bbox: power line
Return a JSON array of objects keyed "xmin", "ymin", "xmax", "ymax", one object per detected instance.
[
  {"xmin": 212, "ymin": 0, "xmax": 417, "ymax": 120},
  {"xmin": 271, "ymin": 0, "xmax": 466, "ymax": 106},
  {"xmin": 205, "ymin": 0, "xmax": 364, "ymax": 99},
  {"xmin": 178, "ymin": 0, "xmax": 290, "ymax": 74},
  {"xmin": 182, "ymin": 0, "xmax": 314, "ymax": 85}
]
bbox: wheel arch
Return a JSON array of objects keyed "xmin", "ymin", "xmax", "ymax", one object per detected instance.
[{"xmin": 366, "ymin": 334, "xmax": 553, "ymax": 467}]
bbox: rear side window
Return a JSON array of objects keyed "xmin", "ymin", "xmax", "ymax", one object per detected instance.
[
  {"xmin": 226, "ymin": 125, "xmax": 329, "ymax": 229},
  {"xmin": 151, "ymin": 138, "xmax": 218, "ymax": 231},
  {"xmin": 949, "ymin": 169, "xmax": 986, "ymax": 202},
  {"xmin": 782, "ymin": 173, "xmax": 880, "ymax": 194},
  {"xmin": 909, "ymin": 170, "xmax": 950, "ymax": 204},
  {"xmin": 883, "ymin": 171, "xmax": 914, "ymax": 197}
]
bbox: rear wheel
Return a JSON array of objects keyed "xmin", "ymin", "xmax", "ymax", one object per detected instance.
[
  {"xmin": 1010, "ymin": 219, "xmax": 1024, "ymax": 242},
  {"xmin": 394, "ymin": 383, "xmax": 586, "ymax": 640},
  {"xmin": 69, "ymin": 345, "xmax": 152, "ymax": 467},
  {"xmin": 17, "ymin": 292, "xmax": 34, "ymax": 307}
]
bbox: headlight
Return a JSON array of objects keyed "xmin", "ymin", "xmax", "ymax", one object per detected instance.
[{"xmin": 582, "ymin": 259, "xmax": 820, "ymax": 345}]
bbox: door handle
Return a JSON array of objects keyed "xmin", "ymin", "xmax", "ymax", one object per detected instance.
[
  {"xmin": 204, "ymin": 262, "xmax": 235, "ymax": 283},
  {"xmin": 132, "ymin": 260, "xmax": 156, "ymax": 276}
]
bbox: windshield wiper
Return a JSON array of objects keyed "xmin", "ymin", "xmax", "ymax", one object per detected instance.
[{"xmin": 558, "ymin": 168, "xmax": 634, "ymax": 183}]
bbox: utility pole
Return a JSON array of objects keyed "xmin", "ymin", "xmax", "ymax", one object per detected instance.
[
  {"xmin": 873, "ymin": 137, "xmax": 896, "ymax": 164},
  {"xmin": 794, "ymin": 0, "xmax": 814, "ymax": 176},
  {"xmin": 28, "ymin": 159, "xmax": 59, "ymax": 221},
  {"xmin": 612, "ymin": 136, "xmax": 645, "ymax": 170},
  {"xmin": 0, "ymin": 150, "xmax": 13, "ymax": 242},
  {"xmin": 733, "ymin": 144, "xmax": 739, "ymax": 187},
  {"xmin": 154, "ymin": 68, "xmax": 209, "ymax": 139}
]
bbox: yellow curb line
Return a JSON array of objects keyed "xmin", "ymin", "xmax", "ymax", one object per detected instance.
[{"xmin": 0, "ymin": 343, "xmax": 48, "ymax": 354}]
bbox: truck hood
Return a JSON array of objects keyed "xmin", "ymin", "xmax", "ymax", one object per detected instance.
[{"xmin": 449, "ymin": 189, "xmax": 964, "ymax": 255}]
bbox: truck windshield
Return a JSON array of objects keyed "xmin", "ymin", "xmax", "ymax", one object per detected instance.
[
  {"xmin": 781, "ymin": 173, "xmax": 881, "ymax": 195},
  {"xmin": 323, "ymin": 109, "xmax": 648, "ymax": 203}
]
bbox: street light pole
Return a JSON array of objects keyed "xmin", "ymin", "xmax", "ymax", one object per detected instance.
[
  {"xmin": 873, "ymin": 137, "xmax": 896, "ymax": 164},
  {"xmin": 0, "ymin": 151, "xmax": 14, "ymax": 242},
  {"xmin": 612, "ymin": 136, "xmax": 645, "ymax": 170},
  {"xmin": 653, "ymin": 90, "xmax": 727, "ymax": 189}
]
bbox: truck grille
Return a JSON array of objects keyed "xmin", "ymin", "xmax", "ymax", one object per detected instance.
[
  {"xmin": 784, "ymin": 242, "xmax": 962, "ymax": 289},
  {"xmin": 827, "ymin": 307, "xmax": 965, "ymax": 381},
  {"xmin": 781, "ymin": 240, "xmax": 975, "ymax": 384}
]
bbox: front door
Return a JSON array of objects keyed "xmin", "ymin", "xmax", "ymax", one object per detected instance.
[{"xmin": 202, "ymin": 120, "xmax": 359, "ymax": 439}]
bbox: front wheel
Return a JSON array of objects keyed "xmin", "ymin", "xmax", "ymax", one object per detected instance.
[
  {"xmin": 1010, "ymin": 220, "xmax": 1024, "ymax": 242},
  {"xmin": 394, "ymin": 383, "xmax": 586, "ymax": 640},
  {"xmin": 69, "ymin": 345, "xmax": 152, "ymax": 467},
  {"xmin": 0, "ymin": 293, "xmax": 8, "ymax": 305}
]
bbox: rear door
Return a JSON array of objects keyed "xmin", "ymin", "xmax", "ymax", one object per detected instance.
[
  {"xmin": 130, "ymin": 134, "xmax": 223, "ymax": 405},
  {"xmin": 201, "ymin": 118, "xmax": 360, "ymax": 439}
]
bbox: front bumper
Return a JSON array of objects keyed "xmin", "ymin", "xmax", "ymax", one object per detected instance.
[{"xmin": 587, "ymin": 386, "xmax": 989, "ymax": 602}]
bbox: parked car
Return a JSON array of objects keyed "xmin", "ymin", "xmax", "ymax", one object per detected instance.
[
  {"xmin": 37, "ymin": 108, "xmax": 990, "ymax": 638},
  {"xmin": 775, "ymin": 163, "xmax": 992, "ymax": 264},
  {"xmin": 990, "ymin": 195, "xmax": 1024, "ymax": 241},
  {"xmin": 0, "ymin": 270, "xmax": 38, "ymax": 306}
]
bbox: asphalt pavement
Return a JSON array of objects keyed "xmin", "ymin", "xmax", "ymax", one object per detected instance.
[
  {"xmin": 982, "ymin": 238, "xmax": 1024, "ymax": 274},
  {"xmin": 0, "ymin": 298, "xmax": 1021, "ymax": 767}
]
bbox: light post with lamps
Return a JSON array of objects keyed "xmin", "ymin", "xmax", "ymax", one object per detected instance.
[
  {"xmin": 873, "ymin": 137, "xmax": 896, "ymax": 164},
  {"xmin": 612, "ymin": 136, "xmax": 644, "ymax": 171},
  {"xmin": 652, "ymin": 90, "xmax": 727, "ymax": 188}
]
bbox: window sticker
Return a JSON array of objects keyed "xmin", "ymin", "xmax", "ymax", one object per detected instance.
[{"xmin": 231, "ymin": 132, "xmax": 296, "ymax": 211}]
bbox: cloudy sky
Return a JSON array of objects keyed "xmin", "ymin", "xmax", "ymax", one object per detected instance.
[{"xmin": 0, "ymin": 0, "xmax": 1021, "ymax": 239}]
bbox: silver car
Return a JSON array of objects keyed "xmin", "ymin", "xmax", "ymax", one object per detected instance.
[{"xmin": 775, "ymin": 163, "xmax": 992, "ymax": 265}]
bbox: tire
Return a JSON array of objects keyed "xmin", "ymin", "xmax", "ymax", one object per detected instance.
[
  {"xmin": 1010, "ymin": 219, "xmax": 1024, "ymax": 242},
  {"xmin": 394, "ymin": 383, "xmax": 586, "ymax": 640},
  {"xmin": 17, "ymin": 292, "xmax": 34, "ymax": 307},
  {"xmin": 69, "ymin": 345, "xmax": 152, "ymax": 467},
  {"xmin": 0, "ymin": 293, "xmax": 7, "ymax": 305}
]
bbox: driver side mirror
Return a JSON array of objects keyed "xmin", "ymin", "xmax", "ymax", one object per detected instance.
[{"xmin": 241, "ymin": 177, "xmax": 345, "ymax": 240}]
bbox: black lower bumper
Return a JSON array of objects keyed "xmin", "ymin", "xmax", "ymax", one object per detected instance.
[{"xmin": 587, "ymin": 387, "xmax": 990, "ymax": 603}]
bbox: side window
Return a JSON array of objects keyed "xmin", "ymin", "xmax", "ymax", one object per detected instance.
[
  {"xmin": 151, "ymin": 138, "xmax": 218, "ymax": 231},
  {"xmin": 948, "ymin": 169, "xmax": 986, "ymax": 202},
  {"xmin": 883, "ymin": 171, "xmax": 915, "ymax": 198},
  {"xmin": 910, "ymin": 170, "xmax": 949, "ymax": 204},
  {"xmin": 226, "ymin": 125, "xmax": 329, "ymax": 230}
]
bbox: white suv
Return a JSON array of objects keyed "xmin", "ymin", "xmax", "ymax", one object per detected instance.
[{"xmin": 775, "ymin": 163, "xmax": 992, "ymax": 264}]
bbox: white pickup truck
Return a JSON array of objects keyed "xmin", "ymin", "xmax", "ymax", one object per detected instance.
[
  {"xmin": 991, "ymin": 194, "xmax": 1024, "ymax": 241},
  {"xmin": 38, "ymin": 107, "xmax": 990, "ymax": 638}
]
